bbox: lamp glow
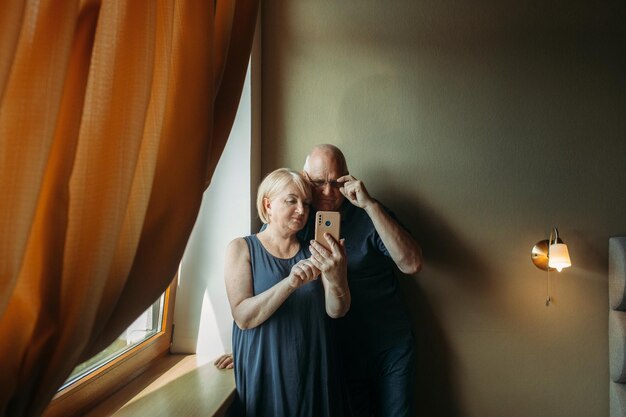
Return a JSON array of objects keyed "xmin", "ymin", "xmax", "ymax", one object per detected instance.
[
  {"xmin": 531, "ymin": 227, "xmax": 572, "ymax": 272},
  {"xmin": 548, "ymin": 242, "xmax": 571, "ymax": 272},
  {"xmin": 530, "ymin": 227, "xmax": 572, "ymax": 306}
]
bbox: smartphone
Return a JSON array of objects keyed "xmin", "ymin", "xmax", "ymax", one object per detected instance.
[{"xmin": 314, "ymin": 211, "xmax": 341, "ymax": 251}]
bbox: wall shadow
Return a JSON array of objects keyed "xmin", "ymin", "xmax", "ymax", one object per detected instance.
[
  {"xmin": 400, "ymin": 276, "xmax": 461, "ymax": 417},
  {"xmin": 379, "ymin": 186, "xmax": 492, "ymax": 417},
  {"xmin": 380, "ymin": 182, "xmax": 493, "ymax": 291}
]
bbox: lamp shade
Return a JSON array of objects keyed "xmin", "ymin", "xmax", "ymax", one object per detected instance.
[{"xmin": 548, "ymin": 242, "xmax": 571, "ymax": 272}]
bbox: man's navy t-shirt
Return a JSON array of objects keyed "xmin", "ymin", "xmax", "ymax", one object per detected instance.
[{"xmin": 300, "ymin": 200, "xmax": 413, "ymax": 353}]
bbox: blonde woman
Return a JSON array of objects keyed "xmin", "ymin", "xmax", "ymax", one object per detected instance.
[{"xmin": 225, "ymin": 168, "xmax": 350, "ymax": 417}]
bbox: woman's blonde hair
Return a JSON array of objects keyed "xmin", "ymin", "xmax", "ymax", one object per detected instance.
[{"xmin": 257, "ymin": 168, "xmax": 312, "ymax": 224}]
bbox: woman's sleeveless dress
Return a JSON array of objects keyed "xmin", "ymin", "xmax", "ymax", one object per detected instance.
[{"xmin": 231, "ymin": 235, "xmax": 345, "ymax": 417}]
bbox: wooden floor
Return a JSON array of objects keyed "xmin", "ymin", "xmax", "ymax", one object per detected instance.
[{"xmin": 86, "ymin": 354, "xmax": 235, "ymax": 417}]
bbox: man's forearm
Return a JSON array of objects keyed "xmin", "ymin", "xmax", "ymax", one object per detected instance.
[{"xmin": 365, "ymin": 201, "xmax": 423, "ymax": 274}]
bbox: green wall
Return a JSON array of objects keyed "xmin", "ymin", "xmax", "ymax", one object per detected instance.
[{"xmin": 260, "ymin": 1, "xmax": 626, "ymax": 416}]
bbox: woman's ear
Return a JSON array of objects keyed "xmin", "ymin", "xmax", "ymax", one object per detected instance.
[{"xmin": 263, "ymin": 197, "xmax": 271, "ymax": 222}]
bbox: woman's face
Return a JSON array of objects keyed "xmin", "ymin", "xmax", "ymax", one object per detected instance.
[{"xmin": 265, "ymin": 183, "xmax": 310, "ymax": 234}]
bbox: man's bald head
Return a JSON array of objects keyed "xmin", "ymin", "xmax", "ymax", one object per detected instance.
[
  {"xmin": 303, "ymin": 144, "xmax": 348, "ymax": 175},
  {"xmin": 303, "ymin": 144, "xmax": 348, "ymax": 211}
]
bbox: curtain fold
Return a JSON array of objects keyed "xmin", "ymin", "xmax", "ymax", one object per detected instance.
[{"xmin": 0, "ymin": 1, "xmax": 259, "ymax": 416}]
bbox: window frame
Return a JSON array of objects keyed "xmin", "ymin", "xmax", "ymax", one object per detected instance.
[{"xmin": 43, "ymin": 277, "xmax": 177, "ymax": 417}]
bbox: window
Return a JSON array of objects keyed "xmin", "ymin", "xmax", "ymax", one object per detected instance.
[
  {"xmin": 45, "ymin": 280, "xmax": 176, "ymax": 417},
  {"xmin": 59, "ymin": 294, "xmax": 166, "ymax": 391}
]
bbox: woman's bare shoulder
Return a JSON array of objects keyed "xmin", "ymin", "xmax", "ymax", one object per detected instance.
[{"xmin": 226, "ymin": 237, "xmax": 250, "ymax": 261}]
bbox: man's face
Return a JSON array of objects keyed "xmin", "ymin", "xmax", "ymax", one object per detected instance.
[{"xmin": 303, "ymin": 152, "xmax": 345, "ymax": 212}]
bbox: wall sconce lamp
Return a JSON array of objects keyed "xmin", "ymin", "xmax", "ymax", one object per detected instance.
[{"xmin": 531, "ymin": 227, "xmax": 572, "ymax": 305}]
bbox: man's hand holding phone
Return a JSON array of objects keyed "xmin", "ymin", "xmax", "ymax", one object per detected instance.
[{"xmin": 310, "ymin": 211, "xmax": 346, "ymax": 287}]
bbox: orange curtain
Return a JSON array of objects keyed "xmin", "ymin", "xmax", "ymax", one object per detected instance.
[{"xmin": 0, "ymin": 1, "xmax": 258, "ymax": 416}]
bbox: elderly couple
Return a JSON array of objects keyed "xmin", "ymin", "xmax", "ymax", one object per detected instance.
[{"xmin": 222, "ymin": 144, "xmax": 423, "ymax": 417}]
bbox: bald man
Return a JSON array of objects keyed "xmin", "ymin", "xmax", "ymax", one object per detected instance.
[{"xmin": 301, "ymin": 144, "xmax": 422, "ymax": 417}]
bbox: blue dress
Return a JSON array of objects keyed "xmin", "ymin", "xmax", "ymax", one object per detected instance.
[{"xmin": 231, "ymin": 235, "xmax": 345, "ymax": 417}]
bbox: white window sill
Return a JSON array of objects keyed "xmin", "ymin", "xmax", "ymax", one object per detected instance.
[{"xmin": 85, "ymin": 354, "xmax": 235, "ymax": 417}]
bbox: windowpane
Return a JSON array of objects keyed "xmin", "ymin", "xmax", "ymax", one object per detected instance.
[{"xmin": 60, "ymin": 294, "xmax": 165, "ymax": 390}]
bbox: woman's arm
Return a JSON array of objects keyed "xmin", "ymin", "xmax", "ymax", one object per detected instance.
[
  {"xmin": 224, "ymin": 238, "xmax": 319, "ymax": 329},
  {"xmin": 309, "ymin": 235, "xmax": 351, "ymax": 318}
]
